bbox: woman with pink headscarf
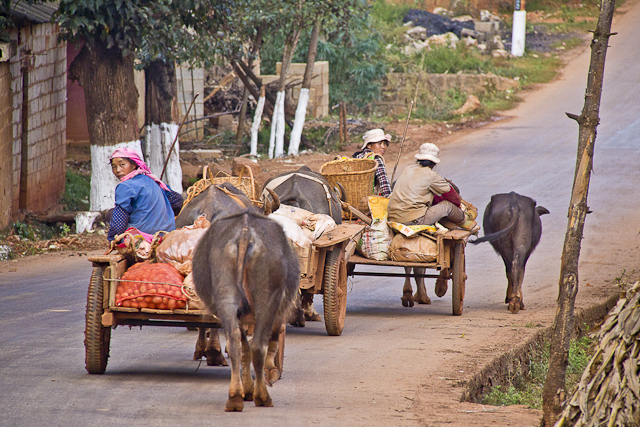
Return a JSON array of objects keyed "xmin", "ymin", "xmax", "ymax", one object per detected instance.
[{"xmin": 107, "ymin": 147, "xmax": 183, "ymax": 242}]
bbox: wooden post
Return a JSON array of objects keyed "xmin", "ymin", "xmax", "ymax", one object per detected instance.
[{"xmin": 541, "ymin": 0, "xmax": 617, "ymax": 425}]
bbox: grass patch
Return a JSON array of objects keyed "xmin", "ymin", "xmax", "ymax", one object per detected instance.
[
  {"xmin": 482, "ymin": 335, "xmax": 597, "ymax": 409},
  {"xmin": 61, "ymin": 170, "xmax": 90, "ymax": 212}
]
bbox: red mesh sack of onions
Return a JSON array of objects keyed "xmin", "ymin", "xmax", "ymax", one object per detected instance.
[{"xmin": 115, "ymin": 261, "xmax": 187, "ymax": 310}]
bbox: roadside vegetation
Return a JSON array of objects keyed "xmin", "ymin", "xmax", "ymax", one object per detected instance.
[
  {"xmin": 482, "ymin": 333, "xmax": 597, "ymax": 409},
  {"xmin": 242, "ymin": 0, "xmax": 600, "ymax": 156}
]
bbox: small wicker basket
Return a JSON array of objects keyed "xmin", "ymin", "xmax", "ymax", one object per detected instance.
[{"xmin": 320, "ymin": 158, "xmax": 377, "ymax": 216}]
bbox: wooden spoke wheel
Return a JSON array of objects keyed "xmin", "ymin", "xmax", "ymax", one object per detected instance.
[
  {"xmin": 323, "ymin": 248, "xmax": 348, "ymax": 336},
  {"xmin": 451, "ymin": 242, "xmax": 466, "ymax": 316},
  {"xmin": 85, "ymin": 266, "xmax": 111, "ymax": 374}
]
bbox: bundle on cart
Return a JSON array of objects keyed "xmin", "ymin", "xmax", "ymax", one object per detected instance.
[{"xmin": 115, "ymin": 261, "xmax": 188, "ymax": 310}]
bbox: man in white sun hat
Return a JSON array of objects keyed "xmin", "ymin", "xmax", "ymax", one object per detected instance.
[
  {"xmin": 352, "ymin": 128, "xmax": 392, "ymax": 197},
  {"xmin": 387, "ymin": 142, "xmax": 464, "ymax": 226}
]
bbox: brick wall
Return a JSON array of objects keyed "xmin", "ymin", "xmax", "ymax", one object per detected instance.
[
  {"xmin": 9, "ymin": 22, "xmax": 67, "ymax": 215},
  {"xmin": 0, "ymin": 62, "xmax": 13, "ymax": 228}
]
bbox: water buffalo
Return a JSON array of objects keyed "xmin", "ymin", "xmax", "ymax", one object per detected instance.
[
  {"xmin": 470, "ymin": 192, "xmax": 549, "ymax": 313},
  {"xmin": 192, "ymin": 211, "xmax": 300, "ymax": 411},
  {"xmin": 263, "ymin": 166, "xmax": 344, "ymax": 326},
  {"xmin": 175, "ymin": 182, "xmax": 279, "ymax": 365},
  {"xmin": 263, "ymin": 166, "xmax": 344, "ymax": 225}
]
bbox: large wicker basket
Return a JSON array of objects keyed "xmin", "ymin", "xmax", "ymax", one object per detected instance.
[{"xmin": 320, "ymin": 158, "xmax": 377, "ymax": 216}]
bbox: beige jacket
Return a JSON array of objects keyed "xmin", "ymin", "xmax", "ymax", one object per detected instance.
[{"xmin": 387, "ymin": 163, "xmax": 451, "ymax": 223}]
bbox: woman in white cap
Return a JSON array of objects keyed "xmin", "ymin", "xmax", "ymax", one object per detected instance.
[
  {"xmin": 387, "ymin": 142, "xmax": 464, "ymax": 226},
  {"xmin": 352, "ymin": 128, "xmax": 392, "ymax": 197}
]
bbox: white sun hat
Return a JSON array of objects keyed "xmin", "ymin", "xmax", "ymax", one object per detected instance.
[
  {"xmin": 414, "ymin": 143, "xmax": 440, "ymax": 163},
  {"xmin": 361, "ymin": 128, "xmax": 392, "ymax": 149}
]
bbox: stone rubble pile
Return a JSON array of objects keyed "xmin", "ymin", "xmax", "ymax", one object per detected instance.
[{"xmin": 401, "ymin": 9, "xmax": 509, "ymax": 58}]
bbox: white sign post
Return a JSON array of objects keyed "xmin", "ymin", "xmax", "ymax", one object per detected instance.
[{"xmin": 511, "ymin": 0, "xmax": 527, "ymax": 57}]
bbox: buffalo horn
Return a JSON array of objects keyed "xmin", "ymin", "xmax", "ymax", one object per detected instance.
[
  {"xmin": 264, "ymin": 188, "xmax": 280, "ymax": 214},
  {"xmin": 336, "ymin": 182, "xmax": 347, "ymax": 202}
]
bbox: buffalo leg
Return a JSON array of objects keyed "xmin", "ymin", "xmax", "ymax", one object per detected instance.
[
  {"xmin": 251, "ymin": 324, "xmax": 274, "ymax": 407},
  {"xmin": 205, "ymin": 329, "xmax": 229, "ymax": 366},
  {"xmin": 401, "ymin": 268, "xmax": 415, "ymax": 307},
  {"xmin": 301, "ymin": 292, "xmax": 321, "ymax": 321},
  {"xmin": 264, "ymin": 324, "xmax": 284, "ymax": 385},
  {"xmin": 224, "ymin": 326, "xmax": 245, "ymax": 412},
  {"xmin": 509, "ymin": 252, "xmax": 527, "ymax": 313},
  {"xmin": 240, "ymin": 329, "xmax": 254, "ymax": 401},
  {"xmin": 412, "ymin": 268, "xmax": 431, "ymax": 304},
  {"xmin": 288, "ymin": 294, "xmax": 306, "ymax": 327},
  {"xmin": 435, "ymin": 269, "xmax": 448, "ymax": 297},
  {"xmin": 194, "ymin": 327, "xmax": 207, "ymax": 360}
]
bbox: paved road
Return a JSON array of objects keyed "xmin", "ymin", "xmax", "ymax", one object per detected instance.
[{"xmin": 2, "ymin": 2, "xmax": 640, "ymax": 426}]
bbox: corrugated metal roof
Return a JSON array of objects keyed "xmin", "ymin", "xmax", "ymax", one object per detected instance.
[{"xmin": 10, "ymin": 0, "xmax": 59, "ymax": 24}]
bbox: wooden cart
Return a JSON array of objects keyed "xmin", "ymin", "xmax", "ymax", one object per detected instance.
[
  {"xmin": 84, "ymin": 222, "xmax": 366, "ymax": 374},
  {"xmin": 347, "ymin": 229, "xmax": 472, "ymax": 317}
]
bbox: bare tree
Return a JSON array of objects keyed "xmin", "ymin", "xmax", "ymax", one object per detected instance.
[
  {"xmin": 288, "ymin": 20, "xmax": 320, "ymax": 156},
  {"xmin": 541, "ymin": 0, "xmax": 617, "ymax": 425}
]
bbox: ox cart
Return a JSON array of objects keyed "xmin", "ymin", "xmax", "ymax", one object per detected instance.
[{"xmin": 83, "ymin": 222, "xmax": 365, "ymax": 373}]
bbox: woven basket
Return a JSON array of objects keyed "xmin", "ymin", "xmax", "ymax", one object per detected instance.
[
  {"xmin": 209, "ymin": 165, "xmax": 260, "ymax": 202},
  {"xmin": 320, "ymin": 158, "xmax": 377, "ymax": 216}
]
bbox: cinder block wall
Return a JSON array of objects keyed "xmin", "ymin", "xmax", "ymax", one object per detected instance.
[
  {"xmin": 9, "ymin": 22, "xmax": 67, "ymax": 215},
  {"xmin": 0, "ymin": 62, "xmax": 13, "ymax": 228}
]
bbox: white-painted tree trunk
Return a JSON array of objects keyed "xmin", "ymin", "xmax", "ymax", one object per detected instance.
[
  {"xmin": 275, "ymin": 90, "xmax": 286, "ymax": 157},
  {"xmin": 90, "ymin": 140, "xmax": 142, "ymax": 212},
  {"xmin": 250, "ymin": 94, "xmax": 266, "ymax": 156},
  {"xmin": 288, "ymin": 88, "xmax": 310, "ymax": 156},
  {"xmin": 143, "ymin": 123, "xmax": 182, "ymax": 193},
  {"xmin": 269, "ymin": 91, "xmax": 282, "ymax": 159}
]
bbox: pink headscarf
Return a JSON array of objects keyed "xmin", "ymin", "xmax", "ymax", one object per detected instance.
[{"xmin": 109, "ymin": 147, "xmax": 170, "ymax": 191}]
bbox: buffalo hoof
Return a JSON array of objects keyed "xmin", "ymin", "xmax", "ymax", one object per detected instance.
[
  {"xmin": 435, "ymin": 278, "xmax": 448, "ymax": 298},
  {"xmin": 205, "ymin": 349, "xmax": 229, "ymax": 366},
  {"xmin": 254, "ymin": 394, "xmax": 274, "ymax": 407},
  {"xmin": 225, "ymin": 395, "xmax": 244, "ymax": 412},
  {"xmin": 193, "ymin": 349, "xmax": 205, "ymax": 360},
  {"xmin": 289, "ymin": 309, "xmax": 306, "ymax": 327},
  {"xmin": 401, "ymin": 291, "xmax": 415, "ymax": 307},
  {"xmin": 243, "ymin": 392, "xmax": 254, "ymax": 402},
  {"xmin": 414, "ymin": 293, "xmax": 432, "ymax": 305},
  {"xmin": 304, "ymin": 310, "xmax": 322, "ymax": 322},
  {"xmin": 265, "ymin": 367, "xmax": 281, "ymax": 386},
  {"xmin": 507, "ymin": 298, "xmax": 525, "ymax": 314}
]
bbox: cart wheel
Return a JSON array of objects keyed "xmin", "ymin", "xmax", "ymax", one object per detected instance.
[
  {"xmin": 85, "ymin": 266, "xmax": 111, "ymax": 374},
  {"xmin": 451, "ymin": 242, "xmax": 466, "ymax": 316},
  {"xmin": 323, "ymin": 248, "xmax": 348, "ymax": 336}
]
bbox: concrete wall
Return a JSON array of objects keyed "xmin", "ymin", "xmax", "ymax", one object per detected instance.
[
  {"xmin": 8, "ymin": 22, "xmax": 67, "ymax": 216},
  {"xmin": 176, "ymin": 65, "xmax": 204, "ymax": 141},
  {"xmin": 264, "ymin": 60, "xmax": 330, "ymax": 118},
  {"xmin": 0, "ymin": 62, "xmax": 13, "ymax": 228}
]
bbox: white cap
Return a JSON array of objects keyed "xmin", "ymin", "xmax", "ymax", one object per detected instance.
[
  {"xmin": 414, "ymin": 143, "xmax": 440, "ymax": 163},
  {"xmin": 361, "ymin": 128, "xmax": 391, "ymax": 149}
]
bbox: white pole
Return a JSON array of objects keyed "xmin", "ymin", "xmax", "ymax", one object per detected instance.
[
  {"xmin": 511, "ymin": 9, "xmax": 527, "ymax": 57},
  {"xmin": 268, "ymin": 91, "xmax": 282, "ymax": 159}
]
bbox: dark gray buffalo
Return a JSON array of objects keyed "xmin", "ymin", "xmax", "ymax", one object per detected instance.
[
  {"xmin": 263, "ymin": 166, "xmax": 344, "ymax": 326},
  {"xmin": 175, "ymin": 182, "xmax": 279, "ymax": 366},
  {"xmin": 263, "ymin": 166, "xmax": 344, "ymax": 225},
  {"xmin": 192, "ymin": 211, "xmax": 300, "ymax": 411},
  {"xmin": 470, "ymin": 192, "xmax": 549, "ymax": 313}
]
